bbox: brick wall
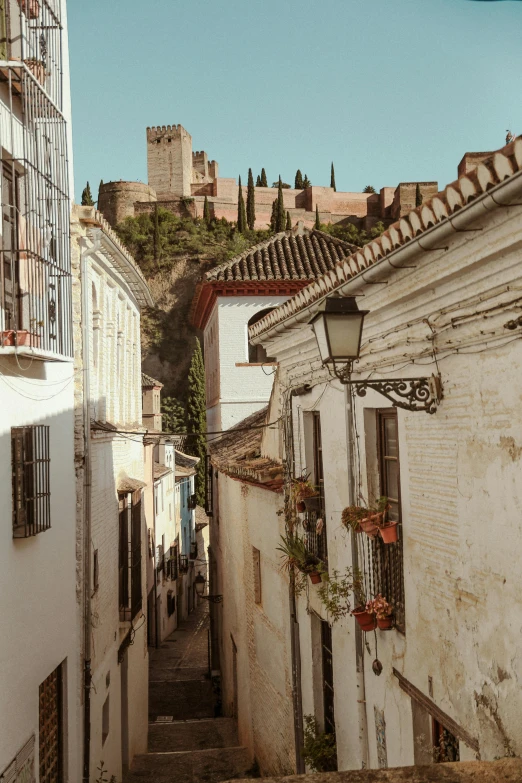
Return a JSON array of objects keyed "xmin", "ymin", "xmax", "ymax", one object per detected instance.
[{"xmin": 147, "ymin": 124, "xmax": 193, "ymax": 197}]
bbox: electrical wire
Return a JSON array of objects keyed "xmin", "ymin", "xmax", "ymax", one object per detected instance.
[{"xmin": 0, "ymin": 371, "xmax": 75, "ymax": 400}]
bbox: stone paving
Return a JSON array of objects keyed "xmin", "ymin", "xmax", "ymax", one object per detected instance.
[{"xmin": 124, "ymin": 602, "xmax": 254, "ymax": 783}]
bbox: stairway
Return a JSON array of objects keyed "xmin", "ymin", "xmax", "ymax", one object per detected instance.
[{"xmin": 123, "ymin": 604, "xmax": 255, "ymax": 782}]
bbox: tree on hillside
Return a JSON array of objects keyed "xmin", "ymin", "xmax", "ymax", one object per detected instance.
[
  {"xmin": 302, "ymin": 174, "xmax": 311, "ymax": 189},
  {"xmin": 256, "ymin": 174, "xmax": 262, "ymax": 187},
  {"xmin": 203, "ymin": 195, "xmax": 211, "ymax": 226},
  {"xmin": 237, "ymin": 175, "xmax": 247, "ymax": 234},
  {"xmin": 315, "ymin": 204, "xmax": 321, "ymax": 230},
  {"xmin": 260, "ymin": 168, "xmax": 268, "ymax": 187},
  {"xmin": 286, "ymin": 211, "xmax": 292, "ymax": 231},
  {"xmin": 98, "ymin": 179, "xmax": 104, "ymax": 198},
  {"xmin": 295, "ymin": 170, "xmax": 304, "ymax": 189},
  {"xmin": 330, "ymin": 163, "xmax": 336, "ymax": 192},
  {"xmin": 270, "ymin": 199, "xmax": 277, "ymax": 231},
  {"xmin": 153, "ymin": 203, "xmax": 161, "ymax": 262},
  {"xmin": 187, "ymin": 339, "xmax": 207, "ymax": 507},
  {"xmin": 415, "ymin": 183, "xmax": 423, "ymax": 207},
  {"xmin": 275, "ymin": 177, "xmax": 286, "ymax": 232},
  {"xmin": 81, "ymin": 182, "xmax": 94, "ymax": 206},
  {"xmin": 162, "ymin": 396, "xmax": 186, "ymax": 433},
  {"xmin": 363, "ymin": 185, "xmax": 376, "ymax": 194},
  {"xmin": 247, "ymin": 168, "xmax": 256, "ymax": 231}
]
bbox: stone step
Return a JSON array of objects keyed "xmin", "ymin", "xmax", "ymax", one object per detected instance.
[
  {"xmin": 124, "ymin": 746, "xmax": 252, "ymax": 783},
  {"xmin": 149, "ymin": 679, "xmax": 215, "ymax": 721},
  {"xmin": 148, "ymin": 718, "xmax": 239, "ymax": 753}
]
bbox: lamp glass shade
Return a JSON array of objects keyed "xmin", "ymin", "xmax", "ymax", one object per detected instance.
[
  {"xmin": 312, "ymin": 312, "xmax": 365, "ymax": 362},
  {"xmin": 194, "ymin": 573, "xmax": 206, "ymax": 596}
]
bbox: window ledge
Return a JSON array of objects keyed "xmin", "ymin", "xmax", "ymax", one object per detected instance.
[
  {"xmin": 0, "ymin": 345, "xmax": 73, "ymax": 363},
  {"xmin": 235, "ymin": 362, "xmax": 278, "ymax": 367}
]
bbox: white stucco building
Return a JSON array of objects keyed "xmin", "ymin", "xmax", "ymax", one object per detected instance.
[
  {"xmin": 72, "ymin": 206, "xmax": 154, "ymax": 782},
  {"xmin": 0, "ymin": 1, "xmax": 79, "ymax": 780},
  {"xmin": 245, "ymin": 138, "xmax": 522, "ymax": 771},
  {"xmin": 191, "ymin": 229, "xmax": 357, "ymax": 432}
]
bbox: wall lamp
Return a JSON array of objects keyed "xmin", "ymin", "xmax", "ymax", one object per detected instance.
[
  {"xmin": 195, "ymin": 571, "xmax": 223, "ymax": 603},
  {"xmin": 309, "ymin": 297, "xmax": 442, "ymax": 414}
]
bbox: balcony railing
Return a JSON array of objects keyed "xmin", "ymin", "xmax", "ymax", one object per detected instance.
[{"xmin": 304, "ymin": 507, "xmax": 328, "ymax": 564}]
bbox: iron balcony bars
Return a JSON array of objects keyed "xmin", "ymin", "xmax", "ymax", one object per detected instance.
[
  {"xmin": 0, "ymin": 3, "xmax": 70, "ymax": 356},
  {"xmin": 12, "ymin": 424, "xmax": 51, "ymax": 537},
  {"xmin": 0, "ymin": 0, "xmax": 64, "ymax": 111}
]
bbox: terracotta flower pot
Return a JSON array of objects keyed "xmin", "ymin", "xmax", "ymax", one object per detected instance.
[
  {"xmin": 377, "ymin": 616, "xmax": 393, "ymax": 630},
  {"xmin": 1, "ymin": 330, "xmax": 39, "ymax": 347},
  {"xmin": 309, "ymin": 571, "xmax": 322, "ymax": 585},
  {"xmin": 379, "ymin": 521, "xmax": 399, "ymax": 544},
  {"xmin": 303, "ymin": 495, "xmax": 321, "ymax": 512},
  {"xmin": 360, "ymin": 516, "xmax": 380, "ymax": 538},
  {"xmin": 296, "ymin": 501, "xmax": 306, "ymax": 513},
  {"xmin": 352, "ymin": 607, "xmax": 377, "ymax": 632}
]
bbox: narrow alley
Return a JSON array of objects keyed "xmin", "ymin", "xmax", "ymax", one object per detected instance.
[{"xmin": 124, "ymin": 602, "xmax": 255, "ymax": 783}]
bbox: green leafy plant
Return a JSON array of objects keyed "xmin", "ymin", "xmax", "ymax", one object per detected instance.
[
  {"xmin": 317, "ymin": 567, "xmax": 364, "ymax": 621},
  {"xmin": 366, "ymin": 594, "xmax": 392, "ymax": 620},
  {"xmin": 302, "ymin": 715, "xmax": 337, "ymax": 772},
  {"xmin": 276, "ymin": 534, "xmax": 321, "ymax": 575},
  {"xmin": 290, "ymin": 478, "xmax": 319, "ymax": 503},
  {"xmin": 95, "ymin": 761, "xmax": 117, "ymax": 783}
]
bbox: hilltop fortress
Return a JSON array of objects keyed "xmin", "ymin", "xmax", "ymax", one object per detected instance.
[{"xmin": 98, "ymin": 123, "xmax": 441, "ymax": 230}]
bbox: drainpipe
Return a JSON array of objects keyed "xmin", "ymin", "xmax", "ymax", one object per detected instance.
[
  {"xmin": 80, "ymin": 231, "xmax": 101, "ymax": 783},
  {"xmin": 345, "ymin": 385, "xmax": 370, "ymax": 768}
]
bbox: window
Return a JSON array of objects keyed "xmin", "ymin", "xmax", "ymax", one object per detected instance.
[
  {"xmin": 304, "ymin": 412, "xmax": 328, "ymax": 563},
  {"xmin": 372, "ymin": 410, "xmax": 405, "ymax": 633},
  {"xmin": 205, "ymin": 454, "xmax": 213, "ymax": 516},
  {"xmin": 93, "ymin": 549, "xmax": 99, "ymax": 593},
  {"xmin": 247, "ymin": 308, "xmax": 275, "ymax": 363},
  {"xmin": 252, "ymin": 547, "xmax": 262, "ymax": 604},
  {"xmin": 12, "ymin": 425, "xmax": 50, "ymax": 537},
  {"xmin": 39, "ymin": 664, "xmax": 63, "ymax": 783},
  {"xmin": 102, "ymin": 694, "xmax": 110, "ymax": 746},
  {"xmin": 321, "ymin": 621, "xmax": 337, "ymax": 757},
  {"xmin": 433, "ymin": 719, "xmax": 460, "ymax": 763},
  {"xmin": 1, "ymin": 162, "xmax": 20, "ymax": 333},
  {"xmin": 119, "ymin": 492, "xmax": 142, "ymax": 621}
]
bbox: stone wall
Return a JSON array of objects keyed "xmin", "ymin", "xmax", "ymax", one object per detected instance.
[
  {"xmin": 227, "ymin": 758, "xmax": 522, "ymax": 783},
  {"xmin": 98, "ymin": 180, "xmax": 157, "ymax": 227},
  {"xmin": 147, "ymin": 124, "xmax": 193, "ymax": 197}
]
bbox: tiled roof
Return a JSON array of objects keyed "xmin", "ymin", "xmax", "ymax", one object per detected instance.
[
  {"xmin": 154, "ymin": 463, "xmax": 171, "ymax": 480},
  {"xmin": 117, "ymin": 475, "xmax": 147, "ymax": 493},
  {"xmin": 175, "ymin": 450, "xmax": 200, "ymax": 468},
  {"xmin": 209, "ymin": 407, "xmax": 283, "ymax": 489},
  {"xmin": 250, "ymin": 139, "xmax": 522, "ymax": 341},
  {"xmin": 175, "ymin": 465, "xmax": 196, "ymax": 478},
  {"xmin": 141, "ymin": 372, "xmax": 163, "ymax": 388},
  {"xmin": 205, "ymin": 230, "xmax": 357, "ymax": 282}
]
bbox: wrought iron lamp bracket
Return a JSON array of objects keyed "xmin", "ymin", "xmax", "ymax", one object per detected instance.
[
  {"xmin": 200, "ymin": 594, "xmax": 223, "ymax": 604},
  {"xmin": 335, "ymin": 364, "xmax": 442, "ymax": 414}
]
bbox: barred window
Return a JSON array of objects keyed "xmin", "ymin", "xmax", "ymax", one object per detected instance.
[
  {"xmin": 304, "ymin": 412, "xmax": 328, "ymax": 563},
  {"xmin": 12, "ymin": 425, "xmax": 50, "ymax": 537},
  {"xmin": 252, "ymin": 547, "xmax": 261, "ymax": 604},
  {"xmin": 119, "ymin": 492, "xmax": 142, "ymax": 621},
  {"xmin": 372, "ymin": 409, "xmax": 405, "ymax": 633}
]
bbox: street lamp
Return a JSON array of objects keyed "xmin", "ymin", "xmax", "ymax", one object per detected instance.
[
  {"xmin": 310, "ymin": 296, "xmax": 442, "ymax": 414},
  {"xmin": 194, "ymin": 571, "xmax": 223, "ymax": 604}
]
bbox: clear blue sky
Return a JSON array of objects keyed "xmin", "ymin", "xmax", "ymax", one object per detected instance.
[{"xmin": 68, "ymin": 0, "xmax": 522, "ymax": 204}]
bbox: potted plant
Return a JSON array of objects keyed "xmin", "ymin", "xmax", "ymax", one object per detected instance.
[
  {"xmin": 291, "ymin": 477, "xmax": 321, "ymax": 512},
  {"xmin": 1, "ymin": 329, "xmax": 40, "ymax": 348},
  {"xmin": 341, "ymin": 505, "xmax": 370, "ymax": 534},
  {"xmin": 366, "ymin": 594, "xmax": 394, "ymax": 630},
  {"xmin": 277, "ymin": 534, "xmax": 323, "ymax": 584},
  {"xmin": 17, "ymin": 0, "xmax": 40, "ymax": 19},
  {"xmin": 351, "ymin": 582, "xmax": 377, "ymax": 631}
]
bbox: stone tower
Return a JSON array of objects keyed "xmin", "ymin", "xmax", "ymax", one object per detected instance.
[{"xmin": 147, "ymin": 124, "xmax": 193, "ymax": 198}]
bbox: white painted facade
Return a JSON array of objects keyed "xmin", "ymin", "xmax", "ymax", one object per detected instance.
[
  {"xmin": 204, "ymin": 295, "xmax": 288, "ymax": 432},
  {"xmin": 153, "ymin": 439, "xmax": 178, "ymax": 642},
  {"xmin": 0, "ymin": 0, "xmax": 80, "ymax": 779},
  {"xmin": 251, "ymin": 171, "xmax": 522, "ymax": 769},
  {"xmin": 72, "ymin": 207, "xmax": 153, "ymax": 782}
]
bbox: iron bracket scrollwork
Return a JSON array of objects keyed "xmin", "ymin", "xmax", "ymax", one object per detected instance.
[{"xmin": 337, "ymin": 369, "xmax": 442, "ymax": 414}]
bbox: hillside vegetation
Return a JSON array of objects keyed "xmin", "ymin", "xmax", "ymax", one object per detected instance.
[{"xmin": 115, "ymin": 209, "xmax": 384, "ymax": 405}]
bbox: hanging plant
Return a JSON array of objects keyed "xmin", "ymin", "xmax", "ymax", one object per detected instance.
[
  {"xmin": 366, "ymin": 594, "xmax": 394, "ymax": 630},
  {"xmin": 316, "ymin": 567, "xmax": 364, "ymax": 622},
  {"xmin": 276, "ymin": 534, "xmax": 324, "ymax": 584}
]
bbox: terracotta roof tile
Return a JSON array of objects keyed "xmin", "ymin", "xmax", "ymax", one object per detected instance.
[
  {"xmin": 141, "ymin": 372, "xmax": 163, "ymax": 388},
  {"xmin": 205, "ymin": 229, "xmax": 357, "ymax": 283},
  {"xmin": 250, "ymin": 139, "xmax": 522, "ymax": 340}
]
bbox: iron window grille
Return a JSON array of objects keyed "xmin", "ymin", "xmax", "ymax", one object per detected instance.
[
  {"xmin": 156, "ymin": 544, "xmax": 164, "ymax": 573},
  {"xmin": 371, "ymin": 409, "xmax": 405, "ymax": 633},
  {"xmin": 168, "ymin": 545, "xmax": 178, "ymax": 580},
  {"xmin": 304, "ymin": 412, "xmax": 328, "ymax": 563},
  {"xmin": 179, "ymin": 553, "xmax": 189, "ymax": 574},
  {"xmin": 39, "ymin": 663, "xmax": 63, "ymax": 783},
  {"xmin": 119, "ymin": 493, "xmax": 142, "ymax": 622},
  {"xmin": 205, "ymin": 454, "xmax": 213, "ymax": 516},
  {"xmin": 189, "ymin": 540, "xmax": 198, "ymax": 560},
  {"xmin": 0, "ymin": 3, "xmax": 71, "ymax": 358},
  {"xmin": 12, "ymin": 424, "xmax": 50, "ymax": 537}
]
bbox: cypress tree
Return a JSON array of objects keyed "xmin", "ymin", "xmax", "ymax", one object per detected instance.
[
  {"xmin": 81, "ymin": 181, "xmax": 94, "ymax": 206},
  {"xmin": 295, "ymin": 170, "xmax": 304, "ymax": 189},
  {"xmin": 415, "ymin": 183, "xmax": 423, "ymax": 207},
  {"xmin": 153, "ymin": 203, "xmax": 161, "ymax": 262},
  {"xmin": 330, "ymin": 162, "xmax": 336, "ymax": 192},
  {"xmin": 270, "ymin": 199, "xmax": 277, "ymax": 231},
  {"xmin": 363, "ymin": 185, "xmax": 376, "ymax": 194},
  {"xmin": 187, "ymin": 339, "xmax": 207, "ymax": 507},
  {"xmin": 246, "ymin": 168, "xmax": 256, "ymax": 230},
  {"xmin": 302, "ymin": 174, "xmax": 311, "ymax": 189},
  {"xmin": 315, "ymin": 204, "xmax": 321, "ymax": 230},
  {"xmin": 256, "ymin": 174, "xmax": 262, "ymax": 187},
  {"xmin": 162, "ymin": 396, "xmax": 186, "ymax": 433},
  {"xmin": 286, "ymin": 211, "xmax": 292, "ymax": 231},
  {"xmin": 260, "ymin": 168, "xmax": 268, "ymax": 187},
  {"xmin": 237, "ymin": 175, "xmax": 247, "ymax": 234},
  {"xmin": 276, "ymin": 176, "xmax": 285, "ymax": 232},
  {"xmin": 203, "ymin": 195, "xmax": 211, "ymax": 225}
]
